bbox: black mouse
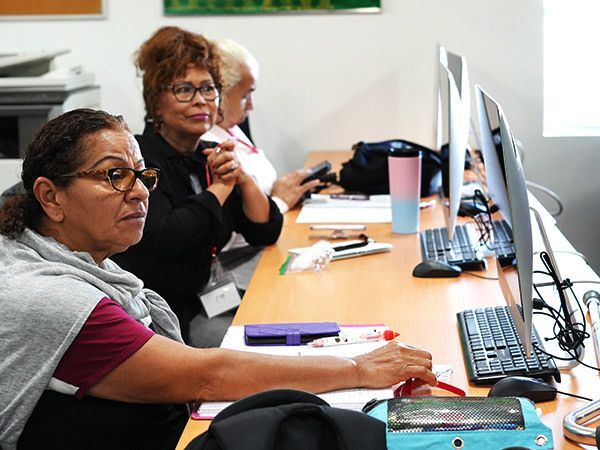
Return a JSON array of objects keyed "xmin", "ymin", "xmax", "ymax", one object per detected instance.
[
  {"xmin": 412, "ymin": 260, "xmax": 462, "ymax": 278},
  {"xmin": 488, "ymin": 376, "xmax": 557, "ymax": 402}
]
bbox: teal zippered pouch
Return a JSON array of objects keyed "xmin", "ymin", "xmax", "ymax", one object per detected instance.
[{"xmin": 364, "ymin": 396, "xmax": 553, "ymax": 449}]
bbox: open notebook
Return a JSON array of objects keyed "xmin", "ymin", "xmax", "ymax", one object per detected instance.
[{"xmin": 193, "ymin": 325, "xmax": 451, "ymax": 420}]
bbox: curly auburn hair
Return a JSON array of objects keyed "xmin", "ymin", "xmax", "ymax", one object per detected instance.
[
  {"xmin": 0, "ymin": 108, "xmax": 129, "ymax": 237},
  {"xmin": 134, "ymin": 26, "xmax": 222, "ymax": 127}
]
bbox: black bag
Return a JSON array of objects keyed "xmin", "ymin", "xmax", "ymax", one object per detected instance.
[
  {"xmin": 339, "ymin": 139, "xmax": 442, "ymax": 198},
  {"xmin": 184, "ymin": 389, "xmax": 386, "ymax": 450}
]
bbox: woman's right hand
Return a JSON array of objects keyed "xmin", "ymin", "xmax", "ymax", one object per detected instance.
[
  {"xmin": 352, "ymin": 341, "xmax": 437, "ymax": 388},
  {"xmin": 271, "ymin": 170, "xmax": 321, "ymax": 209}
]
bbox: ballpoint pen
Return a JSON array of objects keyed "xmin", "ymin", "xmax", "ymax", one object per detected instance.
[{"xmin": 330, "ymin": 193, "xmax": 370, "ymax": 200}]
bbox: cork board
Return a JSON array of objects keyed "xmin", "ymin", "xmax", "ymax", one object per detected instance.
[{"xmin": 0, "ymin": 0, "xmax": 105, "ymax": 19}]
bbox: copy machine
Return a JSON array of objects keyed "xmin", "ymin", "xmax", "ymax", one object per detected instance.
[{"xmin": 0, "ymin": 49, "xmax": 99, "ymax": 191}]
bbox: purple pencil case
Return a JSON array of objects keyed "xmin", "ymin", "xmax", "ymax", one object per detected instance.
[{"xmin": 244, "ymin": 322, "xmax": 340, "ymax": 346}]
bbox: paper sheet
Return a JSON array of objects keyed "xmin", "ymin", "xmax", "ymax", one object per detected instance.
[
  {"xmin": 296, "ymin": 194, "xmax": 392, "ymax": 223},
  {"xmin": 193, "ymin": 325, "xmax": 453, "ymax": 420}
]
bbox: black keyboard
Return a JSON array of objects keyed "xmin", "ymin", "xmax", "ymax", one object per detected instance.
[
  {"xmin": 491, "ymin": 219, "xmax": 516, "ymax": 267},
  {"xmin": 457, "ymin": 306, "xmax": 560, "ymax": 385},
  {"xmin": 420, "ymin": 223, "xmax": 486, "ymax": 270}
]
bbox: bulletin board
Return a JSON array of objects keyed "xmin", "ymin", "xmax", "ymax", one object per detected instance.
[
  {"xmin": 164, "ymin": 0, "xmax": 380, "ymax": 15},
  {"xmin": 0, "ymin": 0, "xmax": 105, "ymax": 19}
]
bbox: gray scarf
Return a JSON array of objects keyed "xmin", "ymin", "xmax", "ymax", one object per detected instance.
[
  {"xmin": 0, "ymin": 228, "xmax": 182, "ymax": 450},
  {"xmin": 17, "ymin": 228, "xmax": 182, "ymax": 340}
]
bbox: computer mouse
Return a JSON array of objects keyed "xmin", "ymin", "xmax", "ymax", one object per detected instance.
[
  {"xmin": 412, "ymin": 260, "xmax": 462, "ymax": 278},
  {"xmin": 488, "ymin": 376, "xmax": 557, "ymax": 403}
]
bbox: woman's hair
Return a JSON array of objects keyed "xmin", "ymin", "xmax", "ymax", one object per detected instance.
[
  {"xmin": 0, "ymin": 108, "xmax": 129, "ymax": 237},
  {"xmin": 214, "ymin": 38, "xmax": 260, "ymax": 91},
  {"xmin": 134, "ymin": 26, "xmax": 222, "ymax": 126}
]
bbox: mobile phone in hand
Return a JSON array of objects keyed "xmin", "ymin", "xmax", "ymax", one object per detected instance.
[{"xmin": 301, "ymin": 160, "xmax": 332, "ymax": 184}]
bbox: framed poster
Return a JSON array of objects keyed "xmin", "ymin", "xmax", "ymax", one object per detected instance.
[
  {"xmin": 0, "ymin": 0, "xmax": 106, "ymax": 20},
  {"xmin": 164, "ymin": 0, "xmax": 380, "ymax": 15}
]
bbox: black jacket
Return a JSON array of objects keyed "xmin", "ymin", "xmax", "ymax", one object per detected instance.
[{"xmin": 113, "ymin": 125, "xmax": 283, "ymax": 303}]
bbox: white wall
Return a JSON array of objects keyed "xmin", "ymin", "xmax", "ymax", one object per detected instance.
[{"xmin": 1, "ymin": 0, "xmax": 598, "ymax": 270}]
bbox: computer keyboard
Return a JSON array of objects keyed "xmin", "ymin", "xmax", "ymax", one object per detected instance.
[
  {"xmin": 420, "ymin": 223, "xmax": 486, "ymax": 270},
  {"xmin": 491, "ymin": 219, "xmax": 516, "ymax": 267},
  {"xmin": 457, "ymin": 305, "xmax": 560, "ymax": 385}
]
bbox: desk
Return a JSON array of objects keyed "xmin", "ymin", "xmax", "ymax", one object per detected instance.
[{"xmin": 176, "ymin": 150, "xmax": 599, "ymax": 450}]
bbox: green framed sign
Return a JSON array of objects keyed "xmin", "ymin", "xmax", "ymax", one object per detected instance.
[{"xmin": 164, "ymin": 0, "xmax": 380, "ymax": 15}]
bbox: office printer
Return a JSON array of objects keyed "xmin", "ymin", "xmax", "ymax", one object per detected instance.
[{"xmin": 0, "ymin": 49, "xmax": 100, "ymax": 159}]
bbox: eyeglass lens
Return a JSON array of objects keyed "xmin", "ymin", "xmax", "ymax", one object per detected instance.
[
  {"xmin": 109, "ymin": 168, "xmax": 159, "ymax": 192},
  {"xmin": 171, "ymin": 83, "xmax": 218, "ymax": 102}
]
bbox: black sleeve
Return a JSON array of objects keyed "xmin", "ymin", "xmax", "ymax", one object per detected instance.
[
  {"xmin": 225, "ymin": 190, "xmax": 283, "ymax": 248},
  {"xmin": 141, "ymin": 187, "xmax": 227, "ymax": 258}
]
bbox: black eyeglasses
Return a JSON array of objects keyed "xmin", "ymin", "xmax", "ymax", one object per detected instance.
[
  {"xmin": 168, "ymin": 82, "xmax": 220, "ymax": 103},
  {"xmin": 60, "ymin": 167, "xmax": 160, "ymax": 192}
]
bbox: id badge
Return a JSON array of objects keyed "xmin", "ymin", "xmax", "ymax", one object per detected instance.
[{"xmin": 198, "ymin": 253, "xmax": 241, "ymax": 318}]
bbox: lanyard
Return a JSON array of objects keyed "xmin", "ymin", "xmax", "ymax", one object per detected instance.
[
  {"xmin": 225, "ymin": 129, "xmax": 258, "ymax": 153},
  {"xmin": 394, "ymin": 378, "xmax": 466, "ymax": 397},
  {"xmin": 205, "ymin": 163, "xmax": 211, "ymax": 186}
]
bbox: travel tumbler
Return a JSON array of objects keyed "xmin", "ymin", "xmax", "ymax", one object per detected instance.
[{"xmin": 388, "ymin": 149, "xmax": 421, "ymax": 234}]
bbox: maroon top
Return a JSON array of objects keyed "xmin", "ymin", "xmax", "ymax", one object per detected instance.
[{"xmin": 53, "ymin": 297, "xmax": 154, "ymax": 399}]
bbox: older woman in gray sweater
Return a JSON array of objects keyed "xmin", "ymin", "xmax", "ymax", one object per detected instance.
[{"xmin": 0, "ymin": 109, "xmax": 436, "ymax": 450}]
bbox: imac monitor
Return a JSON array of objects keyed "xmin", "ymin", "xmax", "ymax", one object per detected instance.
[
  {"xmin": 435, "ymin": 46, "xmax": 470, "ymax": 241},
  {"xmin": 475, "ymin": 86, "xmax": 534, "ymax": 355},
  {"xmin": 474, "ymin": 86, "xmax": 510, "ymax": 226}
]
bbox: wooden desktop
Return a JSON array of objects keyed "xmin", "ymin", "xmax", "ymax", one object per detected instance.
[{"xmin": 176, "ymin": 151, "xmax": 597, "ymax": 450}]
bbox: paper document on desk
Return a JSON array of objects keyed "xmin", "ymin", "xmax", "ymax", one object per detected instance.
[
  {"xmin": 193, "ymin": 325, "xmax": 393, "ymax": 419},
  {"xmin": 296, "ymin": 194, "xmax": 391, "ymax": 223},
  {"xmin": 193, "ymin": 325, "xmax": 453, "ymax": 419}
]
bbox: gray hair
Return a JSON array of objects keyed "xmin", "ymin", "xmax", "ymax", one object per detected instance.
[{"xmin": 214, "ymin": 38, "xmax": 260, "ymax": 91}]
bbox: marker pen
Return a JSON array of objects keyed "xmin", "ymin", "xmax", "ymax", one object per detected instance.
[{"xmin": 308, "ymin": 330, "xmax": 399, "ymax": 347}]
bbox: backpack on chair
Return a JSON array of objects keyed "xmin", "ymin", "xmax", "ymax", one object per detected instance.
[{"xmin": 184, "ymin": 389, "xmax": 386, "ymax": 450}]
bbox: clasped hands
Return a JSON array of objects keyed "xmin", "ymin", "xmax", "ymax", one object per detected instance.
[{"xmin": 203, "ymin": 140, "xmax": 247, "ymax": 187}]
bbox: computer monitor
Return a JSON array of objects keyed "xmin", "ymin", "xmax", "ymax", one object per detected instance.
[
  {"xmin": 435, "ymin": 46, "xmax": 470, "ymax": 240},
  {"xmin": 475, "ymin": 86, "xmax": 534, "ymax": 355},
  {"xmin": 474, "ymin": 86, "xmax": 510, "ymax": 221}
]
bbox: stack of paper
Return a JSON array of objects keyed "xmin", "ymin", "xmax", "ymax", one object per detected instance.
[{"xmin": 296, "ymin": 195, "xmax": 391, "ymax": 224}]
